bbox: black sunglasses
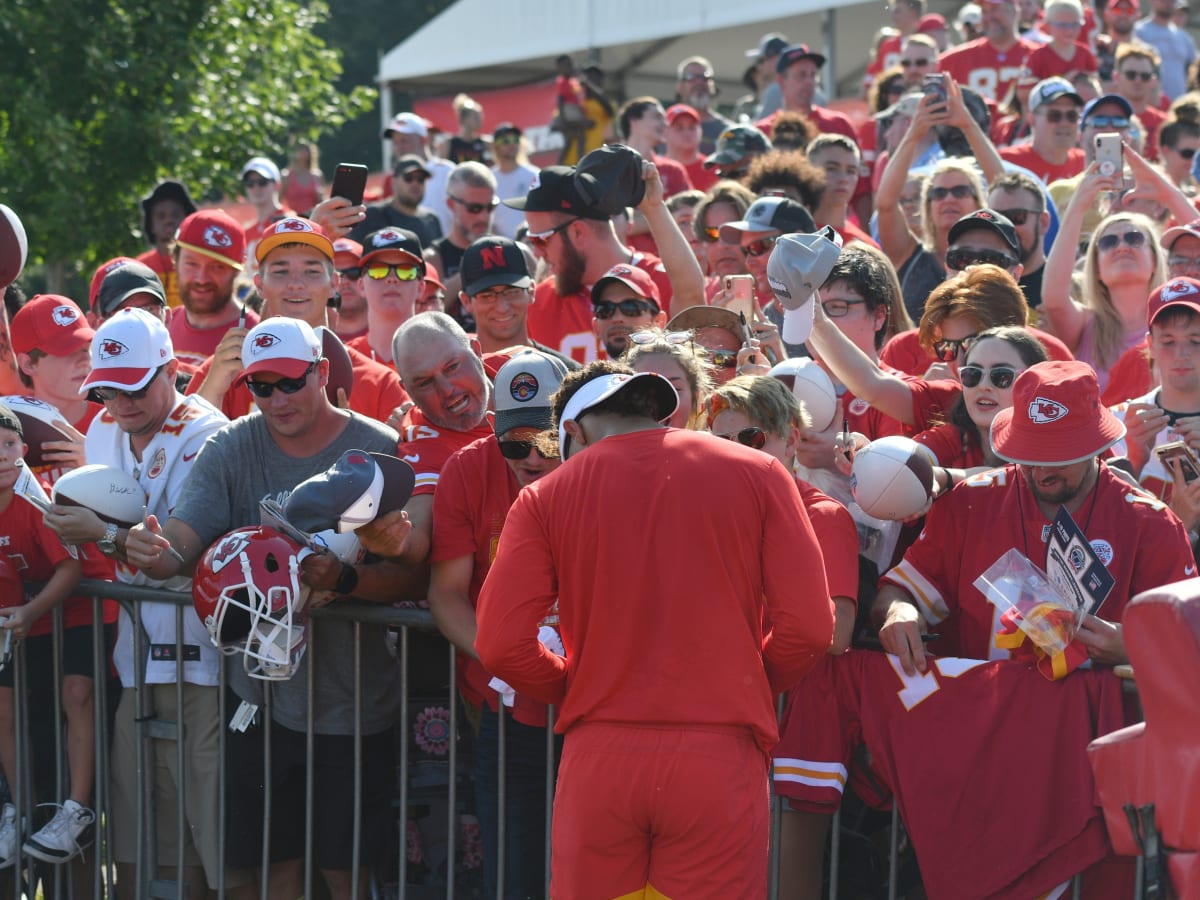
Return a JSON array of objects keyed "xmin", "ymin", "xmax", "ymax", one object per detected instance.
[
  {"xmin": 1178, "ymin": 147, "xmax": 1199, "ymax": 160},
  {"xmin": 93, "ymin": 365, "xmax": 167, "ymax": 402},
  {"xmin": 450, "ymin": 195, "xmax": 499, "ymax": 214},
  {"xmin": 1096, "ymin": 231, "xmax": 1147, "ymax": 252},
  {"xmin": 946, "ymin": 247, "xmax": 1017, "ymax": 271},
  {"xmin": 714, "ymin": 426, "xmax": 767, "ymax": 449},
  {"xmin": 959, "ymin": 364, "xmax": 1019, "ymax": 389},
  {"xmin": 338, "ymin": 267, "xmax": 362, "ymax": 280},
  {"xmin": 497, "ymin": 439, "xmax": 551, "ymax": 460},
  {"xmin": 594, "ymin": 299, "xmax": 656, "ymax": 320},
  {"xmin": 992, "ymin": 208, "xmax": 1039, "ymax": 226},
  {"xmin": 932, "ymin": 334, "xmax": 978, "ymax": 362},
  {"xmin": 742, "ymin": 235, "xmax": 778, "ymax": 258},
  {"xmin": 929, "ymin": 184, "xmax": 975, "ymax": 201},
  {"xmin": 245, "ymin": 361, "xmax": 318, "ymax": 398}
]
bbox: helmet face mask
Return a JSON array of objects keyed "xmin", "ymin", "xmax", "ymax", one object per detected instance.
[{"xmin": 193, "ymin": 527, "xmax": 312, "ymax": 680}]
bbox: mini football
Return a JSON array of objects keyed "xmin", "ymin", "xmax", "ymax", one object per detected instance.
[
  {"xmin": 317, "ymin": 326, "xmax": 354, "ymax": 405},
  {"xmin": 768, "ymin": 357, "xmax": 838, "ymax": 431},
  {"xmin": 851, "ymin": 436, "xmax": 935, "ymax": 521},
  {"xmin": 52, "ymin": 464, "xmax": 146, "ymax": 526},
  {"xmin": 2, "ymin": 395, "xmax": 76, "ymax": 469},
  {"xmin": 0, "ymin": 205, "xmax": 28, "ymax": 288}
]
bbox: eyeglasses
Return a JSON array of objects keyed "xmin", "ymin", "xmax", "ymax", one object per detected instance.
[
  {"xmin": 929, "ymin": 184, "xmax": 975, "ymax": 201},
  {"xmin": 1121, "ymin": 70, "xmax": 1155, "ymax": 82},
  {"xmin": 365, "ymin": 264, "xmax": 421, "ymax": 281},
  {"xmin": 629, "ymin": 330, "xmax": 691, "ymax": 346},
  {"xmin": 958, "ymin": 364, "xmax": 1019, "ymax": 389},
  {"xmin": 700, "ymin": 225, "xmax": 722, "ymax": 243},
  {"xmin": 709, "ymin": 349, "xmax": 739, "ymax": 369},
  {"xmin": 594, "ymin": 298, "xmax": 656, "ymax": 319},
  {"xmin": 1169, "ymin": 254, "xmax": 1200, "ymax": 270},
  {"xmin": 472, "ymin": 285, "xmax": 528, "ymax": 305},
  {"xmin": 821, "ymin": 297, "xmax": 868, "ymax": 317},
  {"xmin": 449, "ymin": 195, "xmax": 499, "ymax": 214},
  {"xmin": 946, "ymin": 247, "xmax": 1018, "ymax": 271},
  {"xmin": 1039, "ymin": 108, "xmax": 1080, "ymax": 124},
  {"xmin": 400, "ymin": 172, "xmax": 429, "ymax": 184},
  {"xmin": 338, "ymin": 267, "xmax": 362, "ymax": 280},
  {"xmin": 527, "ymin": 218, "xmax": 579, "ymax": 249},
  {"xmin": 94, "ymin": 365, "xmax": 167, "ymax": 401},
  {"xmin": 742, "ymin": 235, "xmax": 778, "ymax": 258},
  {"xmin": 1096, "ymin": 231, "xmax": 1147, "ymax": 252},
  {"xmin": 992, "ymin": 208, "xmax": 1039, "ymax": 225},
  {"xmin": 714, "ymin": 426, "xmax": 767, "ymax": 449},
  {"xmin": 497, "ymin": 439, "xmax": 551, "ymax": 460},
  {"xmin": 245, "ymin": 362, "xmax": 319, "ymax": 398},
  {"xmin": 932, "ymin": 334, "xmax": 978, "ymax": 362},
  {"xmin": 244, "ymin": 177, "xmax": 270, "ymax": 188},
  {"xmin": 900, "ymin": 58, "xmax": 933, "ymax": 68},
  {"xmin": 1085, "ymin": 115, "xmax": 1131, "ymax": 129}
]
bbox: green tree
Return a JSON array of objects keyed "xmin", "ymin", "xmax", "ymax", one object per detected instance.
[{"xmin": 0, "ymin": 0, "xmax": 372, "ymax": 293}]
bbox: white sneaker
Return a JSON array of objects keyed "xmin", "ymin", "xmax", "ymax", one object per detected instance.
[
  {"xmin": 0, "ymin": 803, "xmax": 17, "ymax": 869},
  {"xmin": 22, "ymin": 800, "xmax": 94, "ymax": 864}
]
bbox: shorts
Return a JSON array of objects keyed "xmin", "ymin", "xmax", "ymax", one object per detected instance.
[
  {"xmin": 224, "ymin": 691, "xmax": 396, "ymax": 871},
  {"xmin": 0, "ymin": 622, "xmax": 108, "ymax": 689}
]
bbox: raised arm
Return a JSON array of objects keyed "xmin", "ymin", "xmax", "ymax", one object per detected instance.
[
  {"xmin": 640, "ymin": 161, "xmax": 705, "ymax": 316},
  {"xmin": 877, "ymin": 97, "xmax": 942, "ymax": 269}
]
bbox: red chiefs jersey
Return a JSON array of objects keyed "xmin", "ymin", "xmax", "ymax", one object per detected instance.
[
  {"xmin": 867, "ymin": 33, "xmax": 903, "ymax": 78},
  {"xmin": 795, "ymin": 478, "xmax": 859, "ymax": 603},
  {"xmin": 1136, "ymin": 105, "xmax": 1168, "ymax": 162},
  {"xmin": 998, "ymin": 144, "xmax": 1086, "ymax": 183},
  {"xmin": 1100, "ymin": 336, "xmax": 1151, "ymax": 406},
  {"xmin": 774, "ymin": 651, "xmax": 1126, "ymax": 900},
  {"xmin": 397, "ymin": 405, "xmax": 494, "ymax": 497},
  {"xmin": 913, "ymin": 422, "xmax": 986, "ymax": 469},
  {"xmin": 939, "ymin": 38, "xmax": 1038, "ymax": 101},
  {"xmin": 1023, "ymin": 41, "xmax": 1098, "ymax": 82},
  {"xmin": 883, "ymin": 463, "xmax": 1192, "ymax": 661}
]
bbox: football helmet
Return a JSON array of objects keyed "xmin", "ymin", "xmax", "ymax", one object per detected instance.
[{"xmin": 192, "ymin": 527, "xmax": 312, "ymax": 680}]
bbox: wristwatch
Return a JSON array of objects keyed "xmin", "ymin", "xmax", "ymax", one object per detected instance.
[
  {"xmin": 334, "ymin": 562, "xmax": 359, "ymax": 596},
  {"xmin": 98, "ymin": 522, "xmax": 119, "ymax": 555}
]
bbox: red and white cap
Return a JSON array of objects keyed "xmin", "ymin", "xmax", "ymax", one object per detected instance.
[
  {"xmin": 1148, "ymin": 277, "xmax": 1200, "ymax": 326},
  {"xmin": 175, "ymin": 210, "xmax": 246, "ymax": 271},
  {"xmin": 234, "ymin": 318, "xmax": 322, "ymax": 387},
  {"xmin": 80, "ymin": 308, "xmax": 173, "ymax": 393},
  {"xmin": 332, "ymin": 238, "xmax": 363, "ymax": 270},
  {"xmin": 10, "ymin": 294, "xmax": 95, "ymax": 357},
  {"xmin": 254, "ymin": 216, "xmax": 334, "ymax": 264},
  {"xmin": 1160, "ymin": 218, "xmax": 1200, "ymax": 250}
]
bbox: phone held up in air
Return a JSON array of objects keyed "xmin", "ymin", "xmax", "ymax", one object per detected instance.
[
  {"xmin": 922, "ymin": 72, "xmax": 948, "ymax": 104},
  {"xmin": 330, "ymin": 163, "xmax": 369, "ymax": 206},
  {"xmin": 723, "ymin": 274, "xmax": 757, "ymax": 323},
  {"xmin": 1155, "ymin": 440, "xmax": 1200, "ymax": 483},
  {"xmin": 1094, "ymin": 133, "xmax": 1123, "ymax": 181}
]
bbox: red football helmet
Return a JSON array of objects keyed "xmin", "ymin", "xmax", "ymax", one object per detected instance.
[{"xmin": 192, "ymin": 527, "xmax": 311, "ymax": 680}]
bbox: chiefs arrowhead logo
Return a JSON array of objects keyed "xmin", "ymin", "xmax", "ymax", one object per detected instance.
[
  {"xmin": 203, "ymin": 226, "xmax": 233, "ymax": 248},
  {"xmin": 276, "ymin": 217, "xmax": 312, "ymax": 233},
  {"xmin": 375, "ymin": 229, "xmax": 402, "ymax": 245},
  {"xmin": 1028, "ymin": 396, "xmax": 1068, "ymax": 424},
  {"xmin": 210, "ymin": 531, "xmax": 251, "ymax": 573},
  {"xmin": 1161, "ymin": 279, "xmax": 1199, "ymax": 302},
  {"xmin": 252, "ymin": 333, "xmax": 280, "ymax": 353},
  {"xmin": 609, "ymin": 265, "xmax": 633, "ymax": 278},
  {"xmin": 527, "ymin": 172, "xmax": 541, "ymax": 192},
  {"xmin": 51, "ymin": 305, "xmax": 79, "ymax": 327},
  {"xmin": 99, "ymin": 339, "xmax": 128, "ymax": 360}
]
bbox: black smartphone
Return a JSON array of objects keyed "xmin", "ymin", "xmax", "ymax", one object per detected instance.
[
  {"xmin": 330, "ymin": 163, "xmax": 368, "ymax": 206},
  {"xmin": 923, "ymin": 72, "xmax": 947, "ymax": 104}
]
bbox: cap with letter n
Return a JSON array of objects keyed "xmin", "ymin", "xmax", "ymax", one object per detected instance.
[
  {"xmin": 461, "ymin": 236, "xmax": 532, "ymax": 296},
  {"xmin": 80, "ymin": 308, "xmax": 174, "ymax": 394},
  {"xmin": 234, "ymin": 318, "xmax": 323, "ymax": 387}
]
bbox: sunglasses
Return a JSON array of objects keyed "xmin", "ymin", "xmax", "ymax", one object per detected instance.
[
  {"xmin": 245, "ymin": 361, "xmax": 318, "ymax": 398},
  {"xmin": 497, "ymin": 439, "xmax": 551, "ymax": 460},
  {"xmin": 932, "ymin": 334, "xmax": 978, "ymax": 362},
  {"xmin": 400, "ymin": 172, "xmax": 429, "ymax": 184},
  {"xmin": 900, "ymin": 58, "xmax": 933, "ymax": 67},
  {"xmin": 1085, "ymin": 115, "xmax": 1130, "ymax": 129},
  {"xmin": 683, "ymin": 70, "xmax": 714, "ymax": 82},
  {"xmin": 945, "ymin": 247, "xmax": 1017, "ymax": 271},
  {"xmin": 1096, "ymin": 231, "xmax": 1147, "ymax": 252},
  {"xmin": 929, "ymin": 184, "xmax": 975, "ymax": 201},
  {"xmin": 714, "ymin": 426, "xmax": 767, "ymax": 449},
  {"xmin": 1039, "ymin": 108, "xmax": 1080, "ymax": 124},
  {"xmin": 338, "ymin": 267, "xmax": 362, "ymax": 280},
  {"xmin": 594, "ymin": 299, "xmax": 656, "ymax": 319},
  {"xmin": 243, "ymin": 177, "xmax": 270, "ymax": 188},
  {"xmin": 821, "ymin": 297, "xmax": 868, "ymax": 317},
  {"xmin": 494, "ymin": 135, "xmax": 521, "ymax": 146},
  {"xmin": 450, "ymin": 195, "xmax": 499, "ymax": 214},
  {"xmin": 742, "ymin": 235, "xmax": 778, "ymax": 258},
  {"xmin": 1121, "ymin": 70, "xmax": 1155, "ymax": 82},
  {"xmin": 527, "ymin": 218, "xmax": 579, "ymax": 249},
  {"xmin": 959, "ymin": 364, "xmax": 1019, "ymax": 389},
  {"xmin": 992, "ymin": 208, "xmax": 1038, "ymax": 225},
  {"xmin": 709, "ymin": 349, "xmax": 739, "ymax": 369},
  {"xmin": 365, "ymin": 264, "xmax": 421, "ymax": 281},
  {"xmin": 700, "ymin": 225, "xmax": 722, "ymax": 243},
  {"xmin": 94, "ymin": 365, "xmax": 167, "ymax": 401}
]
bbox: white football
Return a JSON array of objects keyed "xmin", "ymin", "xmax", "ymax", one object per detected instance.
[
  {"xmin": 768, "ymin": 358, "xmax": 837, "ymax": 431},
  {"xmin": 2, "ymin": 395, "xmax": 76, "ymax": 469},
  {"xmin": 851, "ymin": 436, "xmax": 935, "ymax": 521},
  {"xmin": 52, "ymin": 465, "xmax": 145, "ymax": 527}
]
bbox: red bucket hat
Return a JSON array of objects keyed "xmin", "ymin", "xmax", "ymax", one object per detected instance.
[{"xmin": 989, "ymin": 361, "xmax": 1126, "ymax": 466}]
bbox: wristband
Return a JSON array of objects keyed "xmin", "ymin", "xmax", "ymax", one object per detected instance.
[{"xmin": 334, "ymin": 563, "xmax": 359, "ymax": 596}]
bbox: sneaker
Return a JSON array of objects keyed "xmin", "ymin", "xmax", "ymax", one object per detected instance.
[
  {"xmin": 22, "ymin": 800, "xmax": 94, "ymax": 864},
  {"xmin": 0, "ymin": 803, "xmax": 16, "ymax": 869}
]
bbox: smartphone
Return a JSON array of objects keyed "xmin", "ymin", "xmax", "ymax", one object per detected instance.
[
  {"xmin": 723, "ymin": 274, "xmax": 756, "ymax": 323},
  {"xmin": 922, "ymin": 72, "xmax": 947, "ymax": 104},
  {"xmin": 1155, "ymin": 440, "xmax": 1200, "ymax": 483},
  {"xmin": 329, "ymin": 163, "xmax": 368, "ymax": 206},
  {"xmin": 1094, "ymin": 133, "xmax": 1123, "ymax": 180}
]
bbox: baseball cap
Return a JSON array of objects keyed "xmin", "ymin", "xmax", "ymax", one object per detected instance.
[
  {"xmin": 254, "ymin": 216, "xmax": 334, "ymax": 264},
  {"xmin": 557, "ymin": 371, "xmax": 679, "ymax": 460},
  {"xmin": 235, "ymin": 318, "xmax": 323, "ymax": 387},
  {"xmin": 947, "ymin": 209, "xmax": 1020, "ymax": 255},
  {"xmin": 494, "ymin": 122, "xmax": 523, "ymax": 139},
  {"xmin": 776, "ymin": 43, "xmax": 826, "ymax": 73},
  {"xmin": 80, "ymin": 308, "xmax": 173, "ymax": 393},
  {"xmin": 424, "ymin": 270, "xmax": 446, "ymax": 292},
  {"xmin": 494, "ymin": 349, "xmax": 570, "ymax": 436},
  {"xmin": 461, "ymin": 237, "xmax": 532, "ymax": 295},
  {"xmin": 746, "ymin": 33, "xmax": 790, "ymax": 59},
  {"xmin": 766, "ymin": 229, "xmax": 845, "ymax": 344},
  {"xmin": 89, "ymin": 257, "xmax": 139, "ymax": 309},
  {"xmin": 1148, "ymin": 277, "xmax": 1200, "ymax": 326},
  {"xmin": 140, "ymin": 181, "xmax": 196, "ymax": 243},
  {"xmin": 1106, "ymin": 0, "xmax": 1137, "ymax": 9},
  {"xmin": 11, "ymin": 295, "xmax": 95, "ymax": 356},
  {"xmin": 0, "ymin": 402, "xmax": 21, "ymax": 438},
  {"xmin": 96, "ymin": 261, "xmax": 167, "ymax": 318},
  {"xmin": 501, "ymin": 166, "xmax": 609, "ymax": 221},
  {"xmin": 241, "ymin": 156, "xmax": 281, "ymax": 183},
  {"xmin": 917, "ymin": 12, "xmax": 948, "ymax": 33},
  {"xmin": 285, "ymin": 449, "xmax": 416, "ymax": 536},
  {"xmin": 989, "ymin": 361, "xmax": 1125, "ymax": 465},
  {"xmin": 720, "ymin": 197, "xmax": 815, "ymax": 242},
  {"xmin": 665, "ymin": 104, "xmax": 701, "ymax": 125},
  {"xmin": 1082, "ymin": 94, "xmax": 1134, "ymax": 123},
  {"xmin": 175, "ymin": 210, "xmax": 246, "ymax": 271},
  {"xmin": 1028, "ymin": 77, "xmax": 1083, "ymax": 113},
  {"xmin": 1160, "ymin": 218, "xmax": 1200, "ymax": 249},
  {"xmin": 332, "ymin": 238, "xmax": 363, "ymax": 271},
  {"xmin": 957, "ymin": 3, "xmax": 982, "ymax": 24},
  {"xmin": 704, "ymin": 126, "xmax": 773, "ymax": 170},
  {"xmin": 382, "ymin": 112, "xmax": 429, "ymax": 140},
  {"xmin": 359, "ymin": 228, "xmax": 424, "ymax": 269},
  {"xmin": 393, "ymin": 155, "xmax": 432, "ymax": 179},
  {"xmin": 591, "ymin": 264, "xmax": 661, "ymax": 311}
]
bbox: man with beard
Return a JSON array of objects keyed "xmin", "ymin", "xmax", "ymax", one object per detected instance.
[
  {"xmin": 989, "ymin": 171, "xmax": 1050, "ymax": 310},
  {"xmin": 674, "ymin": 56, "xmax": 733, "ymax": 155},
  {"xmin": 167, "ymin": 210, "xmax": 257, "ymax": 369},
  {"xmin": 1096, "ymin": 0, "xmax": 1141, "ymax": 85},
  {"xmin": 425, "ymin": 162, "xmax": 499, "ymax": 329},
  {"xmin": 506, "ymin": 163, "xmax": 704, "ymax": 364}
]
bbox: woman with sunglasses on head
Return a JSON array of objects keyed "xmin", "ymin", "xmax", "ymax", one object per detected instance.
[{"xmin": 622, "ymin": 328, "xmax": 713, "ymax": 429}]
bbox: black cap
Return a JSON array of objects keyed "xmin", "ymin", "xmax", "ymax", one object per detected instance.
[
  {"xmin": 97, "ymin": 261, "xmax": 167, "ymax": 318},
  {"xmin": 461, "ymin": 237, "xmax": 533, "ymax": 295},
  {"xmin": 947, "ymin": 209, "xmax": 1020, "ymax": 255},
  {"xmin": 501, "ymin": 166, "xmax": 610, "ymax": 221},
  {"xmin": 494, "ymin": 122, "xmax": 522, "ymax": 138},
  {"xmin": 393, "ymin": 155, "xmax": 432, "ymax": 179},
  {"xmin": 776, "ymin": 43, "xmax": 826, "ymax": 73},
  {"xmin": 360, "ymin": 227, "xmax": 425, "ymax": 269},
  {"xmin": 747, "ymin": 33, "xmax": 790, "ymax": 60},
  {"xmin": 140, "ymin": 181, "xmax": 197, "ymax": 245}
]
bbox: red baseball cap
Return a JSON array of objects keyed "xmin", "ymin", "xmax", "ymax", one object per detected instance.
[
  {"xmin": 989, "ymin": 361, "xmax": 1126, "ymax": 466},
  {"xmin": 917, "ymin": 12, "xmax": 948, "ymax": 32},
  {"xmin": 590, "ymin": 264, "xmax": 662, "ymax": 311},
  {"xmin": 255, "ymin": 216, "xmax": 334, "ymax": 264},
  {"xmin": 10, "ymin": 294, "xmax": 95, "ymax": 356},
  {"xmin": 175, "ymin": 210, "xmax": 246, "ymax": 271},
  {"xmin": 332, "ymin": 238, "xmax": 363, "ymax": 270},
  {"xmin": 89, "ymin": 257, "xmax": 139, "ymax": 309},
  {"xmin": 665, "ymin": 104, "xmax": 701, "ymax": 125},
  {"xmin": 1148, "ymin": 277, "xmax": 1200, "ymax": 326}
]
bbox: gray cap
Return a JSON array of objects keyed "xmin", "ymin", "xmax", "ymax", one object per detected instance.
[
  {"xmin": 96, "ymin": 261, "xmax": 166, "ymax": 318},
  {"xmin": 494, "ymin": 349, "xmax": 569, "ymax": 436}
]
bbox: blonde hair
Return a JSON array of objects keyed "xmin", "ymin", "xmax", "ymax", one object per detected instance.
[
  {"xmin": 707, "ymin": 375, "xmax": 812, "ymax": 436},
  {"xmin": 622, "ymin": 329, "xmax": 713, "ymax": 429},
  {"xmin": 919, "ymin": 159, "xmax": 985, "ymax": 250}
]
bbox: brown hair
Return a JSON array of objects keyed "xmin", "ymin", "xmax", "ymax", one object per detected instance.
[{"xmin": 917, "ymin": 265, "xmax": 1028, "ymax": 352}]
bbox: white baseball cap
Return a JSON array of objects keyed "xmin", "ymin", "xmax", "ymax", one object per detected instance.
[
  {"xmin": 557, "ymin": 372, "xmax": 678, "ymax": 460},
  {"xmin": 235, "ymin": 318, "xmax": 322, "ymax": 387},
  {"xmin": 240, "ymin": 156, "xmax": 282, "ymax": 183},
  {"xmin": 80, "ymin": 308, "xmax": 174, "ymax": 393}
]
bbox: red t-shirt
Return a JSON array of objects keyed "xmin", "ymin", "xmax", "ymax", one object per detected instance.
[
  {"xmin": 167, "ymin": 308, "xmax": 260, "ymax": 370},
  {"xmin": 1100, "ymin": 336, "xmax": 1151, "ymax": 406},
  {"xmin": 938, "ymin": 37, "xmax": 1038, "ymax": 101},
  {"xmin": 998, "ymin": 143, "xmax": 1086, "ymax": 183},
  {"xmin": 879, "ymin": 327, "xmax": 1074, "ymax": 378},
  {"xmin": 684, "ymin": 158, "xmax": 719, "ymax": 193},
  {"xmin": 1136, "ymin": 105, "xmax": 1169, "ymax": 162},
  {"xmin": 397, "ymin": 406, "xmax": 495, "ymax": 497},
  {"xmin": 1023, "ymin": 41, "xmax": 1098, "ymax": 81},
  {"xmin": 913, "ymin": 422, "xmax": 986, "ymax": 468},
  {"xmin": 653, "ymin": 154, "xmax": 692, "ymax": 197},
  {"xmin": 475, "ymin": 428, "xmax": 834, "ymax": 753},
  {"xmin": 136, "ymin": 248, "xmax": 182, "ymax": 310},
  {"xmin": 757, "ymin": 106, "xmax": 858, "ymax": 143}
]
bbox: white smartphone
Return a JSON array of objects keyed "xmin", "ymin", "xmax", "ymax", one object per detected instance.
[{"xmin": 1094, "ymin": 133, "xmax": 1123, "ymax": 180}]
